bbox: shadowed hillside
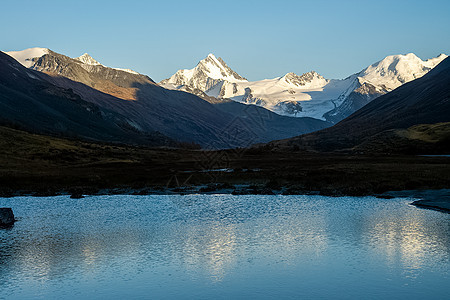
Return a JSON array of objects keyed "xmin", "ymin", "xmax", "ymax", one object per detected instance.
[
  {"xmin": 26, "ymin": 50, "xmax": 330, "ymax": 148},
  {"xmin": 0, "ymin": 51, "xmax": 173, "ymax": 146}
]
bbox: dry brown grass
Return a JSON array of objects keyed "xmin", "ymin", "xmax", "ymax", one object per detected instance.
[{"xmin": 0, "ymin": 126, "xmax": 449, "ymax": 196}]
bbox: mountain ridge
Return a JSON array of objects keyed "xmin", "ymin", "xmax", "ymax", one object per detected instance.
[
  {"xmin": 4, "ymin": 48, "xmax": 330, "ymax": 148},
  {"xmin": 268, "ymin": 56, "xmax": 450, "ymax": 153},
  {"xmin": 0, "ymin": 51, "xmax": 174, "ymax": 146},
  {"xmin": 160, "ymin": 52, "xmax": 447, "ymax": 122}
]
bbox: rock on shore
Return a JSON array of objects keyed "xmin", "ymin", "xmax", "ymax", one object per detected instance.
[
  {"xmin": 0, "ymin": 208, "xmax": 15, "ymax": 226},
  {"xmin": 385, "ymin": 189, "xmax": 450, "ymax": 213},
  {"xmin": 412, "ymin": 199, "xmax": 450, "ymax": 213}
]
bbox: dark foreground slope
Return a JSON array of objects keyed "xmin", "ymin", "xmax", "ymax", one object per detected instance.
[
  {"xmin": 270, "ymin": 57, "xmax": 450, "ymax": 153},
  {"xmin": 0, "ymin": 52, "xmax": 173, "ymax": 146},
  {"xmin": 354, "ymin": 122, "xmax": 450, "ymax": 154},
  {"xmin": 0, "ymin": 125, "xmax": 449, "ymax": 196}
]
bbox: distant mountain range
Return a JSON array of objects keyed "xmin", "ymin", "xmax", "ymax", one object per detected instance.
[
  {"xmin": 2, "ymin": 48, "xmax": 329, "ymax": 148},
  {"xmin": 160, "ymin": 53, "xmax": 447, "ymax": 123},
  {"xmin": 3, "ymin": 47, "xmax": 449, "ymax": 152},
  {"xmin": 268, "ymin": 56, "xmax": 450, "ymax": 154}
]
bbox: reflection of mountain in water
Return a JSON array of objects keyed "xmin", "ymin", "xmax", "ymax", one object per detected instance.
[{"xmin": 0, "ymin": 195, "xmax": 449, "ymax": 298}]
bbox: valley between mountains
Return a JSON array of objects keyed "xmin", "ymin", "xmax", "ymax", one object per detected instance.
[{"xmin": 1, "ymin": 47, "xmax": 449, "ymax": 197}]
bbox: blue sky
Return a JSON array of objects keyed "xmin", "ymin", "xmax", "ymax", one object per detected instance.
[{"xmin": 2, "ymin": 0, "xmax": 449, "ymax": 81}]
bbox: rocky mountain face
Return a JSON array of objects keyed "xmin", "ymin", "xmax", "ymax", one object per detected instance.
[
  {"xmin": 269, "ymin": 57, "xmax": 450, "ymax": 153},
  {"xmin": 323, "ymin": 79, "xmax": 389, "ymax": 123},
  {"xmin": 75, "ymin": 53, "xmax": 102, "ymax": 65},
  {"xmin": 21, "ymin": 50, "xmax": 153, "ymax": 101},
  {"xmin": 281, "ymin": 71, "xmax": 328, "ymax": 88},
  {"xmin": 0, "ymin": 51, "xmax": 173, "ymax": 146},
  {"xmin": 5, "ymin": 48, "xmax": 330, "ymax": 148},
  {"xmin": 161, "ymin": 53, "xmax": 447, "ymax": 122}
]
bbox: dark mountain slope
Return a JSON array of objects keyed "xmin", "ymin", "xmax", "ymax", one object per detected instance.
[
  {"xmin": 354, "ymin": 122, "xmax": 450, "ymax": 154},
  {"xmin": 213, "ymin": 100, "xmax": 330, "ymax": 143},
  {"xmin": 29, "ymin": 50, "xmax": 329, "ymax": 147},
  {"xmin": 0, "ymin": 51, "xmax": 173, "ymax": 146},
  {"xmin": 270, "ymin": 57, "xmax": 450, "ymax": 152},
  {"xmin": 30, "ymin": 51, "xmax": 257, "ymax": 147}
]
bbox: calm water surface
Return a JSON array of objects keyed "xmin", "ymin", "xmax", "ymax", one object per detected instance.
[{"xmin": 0, "ymin": 194, "xmax": 449, "ymax": 299}]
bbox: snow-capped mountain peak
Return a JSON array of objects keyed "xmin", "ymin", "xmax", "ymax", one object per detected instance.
[
  {"xmin": 281, "ymin": 71, "xmax": 328, "ymax": 88},
  {"xmin": 74, "ymin": 53, "xmax": 139, "ymax": 74},
  {"xmin": 160, "ymin": 53, "xmax": 247, "ymax": 93},
  {"xmin": 424, "ymin": 53, "xmax": 448, "ymax": 68},
  {"xmin": 206, "ymin": 53, "xmax": 217, "ymax": 60},
  {"xmin": 161, "ymin": 51, "xmax": 447, "ymax": 122},
  {"xmin": 5, "ymin": 47, "xmax": 49, "ymax": 68},
  {"xmin": 195, "ymin": 53, "xmax": 247, "ymax": 82},
  {"xmin": 358, "ymin": 53, "xmax": 448, "ymax": 89},
  {"xmin": 7, "ymin": 47, "xmax": 141, "ymax": 77},
  {"xmin": 75, "ymin": 53, "xmax": 102, "ymax": 66}
]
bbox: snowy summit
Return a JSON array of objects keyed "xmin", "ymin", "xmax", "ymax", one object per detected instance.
[
  {"xmin": 160, "ymin": 53, "xmax": 247, "ymax": 93},
  {"xmin": 5, "ymin": 47, "xmax": 49, "ymax": 68},
  {"xmin": 161, "ymin": 52, "xmax": 448, "ymax": 121},
  {"xmin": 75, "ymin": 53, "xmax": 102, "ymax": 66}
]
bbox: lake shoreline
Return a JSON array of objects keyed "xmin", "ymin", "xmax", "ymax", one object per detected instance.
[
  {"xmin": 2, "ymin": 185, "xmax": 449, "ymax": 213},
  {"xmin": 1, "ymin": 138, "xmax": 449, "ymax": 206}
]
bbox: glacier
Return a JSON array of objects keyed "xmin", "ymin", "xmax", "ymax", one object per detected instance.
[{"xmin": 160, "ymin": 53, "xmax": 448, "ymax": 121}]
